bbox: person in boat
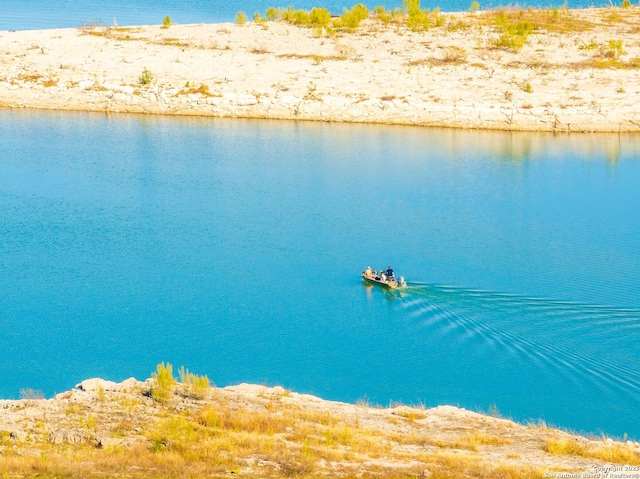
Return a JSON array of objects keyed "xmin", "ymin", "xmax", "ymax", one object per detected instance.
[
  {"xmin": 386, "ymin": 266, "xmax": 395, "ymax": 280},
  {"xmin": 364, "ymin": 266, "xmax": 372, "ymax": 277}
]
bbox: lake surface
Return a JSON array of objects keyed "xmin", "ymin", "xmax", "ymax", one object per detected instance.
[
  {"xmin": 1, "ymin": 109, "xmax": 640, "ymax": 441},
  {"xmin": 0, "ymin": 0, "xmax": 622, "ymax": 31}
]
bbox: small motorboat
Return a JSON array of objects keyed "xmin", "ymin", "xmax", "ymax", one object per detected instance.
[{"xmin": 362, "ymin": 266, "xmax": 406, "ymax": 289}]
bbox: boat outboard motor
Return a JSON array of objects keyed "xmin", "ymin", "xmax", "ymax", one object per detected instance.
[{"xmin": 398, "ymin": 276, "xmax": 406, "ymax": 287}]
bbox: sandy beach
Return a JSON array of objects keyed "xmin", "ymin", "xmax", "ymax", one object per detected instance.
[{"xmin": 1, "ymin": 8, "xmax": 640, "ymax": 132}]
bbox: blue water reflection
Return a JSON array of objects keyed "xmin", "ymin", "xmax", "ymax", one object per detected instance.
[{"xmin": 1, "ymin": 110, "xmax": 639, "ymax": 439}]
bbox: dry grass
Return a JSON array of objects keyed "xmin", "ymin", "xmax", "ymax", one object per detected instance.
[
  {"xmin": 173, "ymin": 83, "xmax": 218, "ymax": 97},
  {"xmin": 425, "ymin": 451, "xmax": 546, "ymax": 479},
  {"xmin": 545, "ymin": 436, "xmax": 640, "ymax": 465},
  {"xmin": 479, "ymin": 7, "xmax": 596, "ymax": 34},
  {"xmin": 16, "ymin": 73, "xmax": 42, "ymax": 82},
  {"xmin": 277, "ymin": 52, "xmax": 347, "ymax": 63},
  {"xmin": 0, "ymin": 383, "xmax": 578, "ymax": 479}
]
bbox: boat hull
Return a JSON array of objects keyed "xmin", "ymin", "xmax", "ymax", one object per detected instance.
[{"xmin": 362, "ymin": 272, "xmax": 402, "ymax": 289}]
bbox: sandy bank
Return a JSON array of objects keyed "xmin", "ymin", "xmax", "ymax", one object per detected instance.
[
  {"xmin": 1, "ymin": 377, "xmax": 639, "ymax": 477},
  {"xmin": 1, "ymin": 8, "xmax": 640, "ymax": 132}
]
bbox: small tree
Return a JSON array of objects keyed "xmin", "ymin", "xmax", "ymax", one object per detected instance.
[
  {"xmin": 265, "ymin": 7, "xmax": 281, "ymax": 21},
  {"xmin": 139, "ymin": 67, "xmax": 153, "ymax": 85},
  {"xmin": 162, "ymin": 15, "xmax": 171, "ymax": 28},
  {"xmin": 608, "ymin": 39, "xmax": 623, "ymax": 59},
  {"xmin": 151, "ymin": 362, "xmax": 175, "ymax": 403},
  {"xmin": 236, "ymin": 11, "xmax": 247, "ymax": 25},
  {"xmin": 310, "ymin": 7, "xmax": 331, "ymax": 26}
]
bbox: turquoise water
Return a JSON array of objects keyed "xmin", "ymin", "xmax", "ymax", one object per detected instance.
[
  {"xmin": 1, "ymin": 109, "xmax": 640, "ymax": 440},
  {"xmin": 1, "ymin": 0, "xmax": 620, "ymax": 30}
]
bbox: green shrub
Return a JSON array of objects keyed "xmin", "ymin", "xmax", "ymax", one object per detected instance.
[
  {"xmin": 493, "ymin": 11, "xmax": 534, "ymax": 51},
  {"xmin": 282, "ymin": 7, "xmax": 311, "ymax": 25},
  {"xmin": 275, "ymin": 6, "xmax": 332, "ymax": 28},
  {"xmin": 373, "ymin": 5, "xmax": 404, "ymax": 24},
  {"xmin": 403, "ymin": 0, "xmax": 442, "ymax": 31},
  {"xmin": 310, "ymin": 7, "xmax": 331, "ymax": 26},
  {"xmin": 373, "ymin": 5, "xmax": 391, "ymax": 23},
  {"xmin": 178, "ymin": 366, "xmax": 211, "ymax": 400},
  {"xmin": 578, "ymin": 39, "xmax": 598, "ymax": 50},
  {"xmin": 333, "ymin": 3, "xmax": 369, "ymax": 31},
  {"xmin": 470, "ymin": 1, "xmax": 480, "ymax": 12},
  {"xmin": 139, "ymin": 67, "xmax": 153, "ymax": 85},
  {"xmin": 621, "ymin": 0, "xmax": 630, "ymax": 8},
  {"xmin": 162, "ymin": 15, "xmax": 171, "ymax": 28},
  {"xmin": 236, "ymin": 11, "xmax": 247, "ymax": 25},
  {"xmin": 607, "ymin": 39, "xmax": 623, "ymax": 59},
  {"xmin": 151, "ymin": 362, "xmax": 176, "ymax": 403},
  {"xmin": 254, "ymin": 12, "xmax": 265, "ymax": 23},
  {"xmin": 265, "ymin": 7, "xmax": 281, "ymax": 20}
]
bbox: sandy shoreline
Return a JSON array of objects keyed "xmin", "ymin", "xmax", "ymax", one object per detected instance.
[{"xmin": 1, "ymin": 8, "xmax": 640, "ymax": 132}]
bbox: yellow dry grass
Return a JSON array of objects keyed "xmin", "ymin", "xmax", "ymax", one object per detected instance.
[
  {"xmin": 545, "ymin": 436, "xmax": 640, "ymax": 465},
  {"xmin": 0, "ymin": 387, "xmax": 558, "ymax": 479}
]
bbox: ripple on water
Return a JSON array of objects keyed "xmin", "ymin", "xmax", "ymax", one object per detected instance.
[{"xmin": 398, "ymin": 283, "xmax": 640, "ymax": 406}]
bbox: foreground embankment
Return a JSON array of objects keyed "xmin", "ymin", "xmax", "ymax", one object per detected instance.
[
  {"xmin": 1, "ymin": 7, "xmax": 640, "ymax": 132},
  {"xmin": 1, "ymin": 377, "xmax": 639, "ymax": 478}
]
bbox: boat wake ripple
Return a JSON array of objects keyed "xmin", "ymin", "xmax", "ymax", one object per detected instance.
[{"xmin": 397, "ymin": 282, "xmax": 640, "ymax": 402}]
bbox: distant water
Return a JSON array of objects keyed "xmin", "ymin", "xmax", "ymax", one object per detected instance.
[
  {"xmin": 1, "ymin": 109, "xmax": 640, "ymax": 441},
  {"xmin": 0, "ymin": 0, "xmax": 623, "ymax": 31}
]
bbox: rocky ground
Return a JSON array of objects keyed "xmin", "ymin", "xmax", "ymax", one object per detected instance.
[
  {"xmin": 1, "ymin": 377, "xmax": 639, "ymax": 478},
  {"xmin": 1, "ymin": 7, "xmax": 640, "ymax": 131}
]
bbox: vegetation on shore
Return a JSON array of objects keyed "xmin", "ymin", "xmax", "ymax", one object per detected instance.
[
  {"xmin": 235, "ymin": 0, "xmax": 640, "ymax": 58},
  {"xmin": 0, "ymin": 363, "xmax": 639, "ymax": 478},
  {"xmin": 3, "ymin": 3, "xmax": 640, "ymax": 130}
]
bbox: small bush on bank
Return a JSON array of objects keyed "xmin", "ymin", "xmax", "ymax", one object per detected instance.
[
  {"xmin": 373, "ymin": 5, "xmax": 404, "ymax": 25},
  {"xmin": 282, "ymin": 6, "xmax": 311, "ymax": 25},
  {"xmin": 139, "ymin": 67, "xmax": 153, "ymax": 85},
  {"xmin": 310, "ymin": 7, "xmax": 332, "ymax": 26},
  {"xmin": 151, "ymin": 362, "xmax": 175, "ymax": 403},
  {"xmin": 443, "ymin": 45, "xmax": 467, "ymax": 62},
  {"xmin": 178, "ymin": 366, "xmax": 211, "ymax": 400},
  {"xmin": 403, "ymin": 0, "xmax": 444, "ymax": 31},
  {"xmin": 271, "ymin": 6, "xmax": 331, "ymax": 28},
  {"xmin": 265, "ymin": 7, "xmax": 281, "ymax": 20},
  {"xmin": 333, "ymin": 4, "xmax": 369, "ymax": 31},
  {"xmin": 236, "ymin": 11, "xmax": 247, "ymax": 25},
  {"xmin": 493, "ymin": 11, "xmax": 534, "ymax": 51},
  {"xmin": 20, "ymin": 388, "xmax": 44, "ymax": 400},
  {"xmin": 607, "ymin": 39, "xmax": 623, "ymax": 59}
]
